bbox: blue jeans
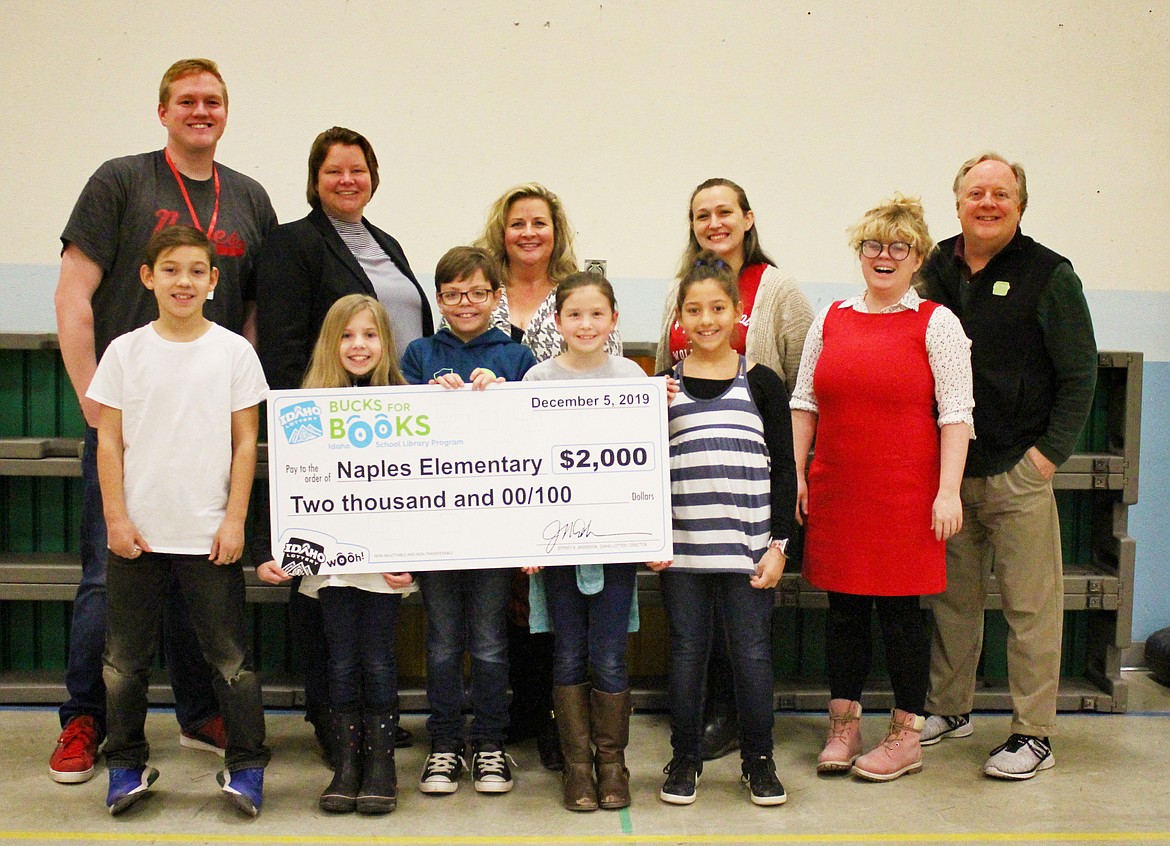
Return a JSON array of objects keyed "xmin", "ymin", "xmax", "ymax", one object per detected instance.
[
  {"xmin": 318, "ymin": 586, "xmax": 402, "ymax": 711},
  {"xmin": 659, "ymin": 570, "xmax": 775, "ymax": 759},
  {"xmin": 61, "ymin": 428, "xmax": 217, "ymax": 737},
  {"xmin": 543, "ymin": 564, "xmax": 635, "ymax": 694},
  {"xmin": 103, "ymin": 552, "xmax": 269, "ymax": 772},
  {"xmin": 417, "ymin": 568, "xmax": 512, "ymax": 746}
]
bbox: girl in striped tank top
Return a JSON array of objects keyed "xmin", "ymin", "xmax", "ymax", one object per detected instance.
[{"xmin": 650, "ymin": 252, "xmax": 797, "ymax": 807}]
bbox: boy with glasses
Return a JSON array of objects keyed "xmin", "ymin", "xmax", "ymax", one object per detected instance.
[{"xmin": 400, "ymin": 246, "xmax": 536, "ymax": 795}]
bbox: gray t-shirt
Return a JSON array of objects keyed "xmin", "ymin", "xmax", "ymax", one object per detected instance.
[
  {"xmin": 61, "ymin": 150, "xmax": 277, "ymax": 360},
  {"xmin": 522, "ymin": 355, "xmax": 646, "ymax": 382}
]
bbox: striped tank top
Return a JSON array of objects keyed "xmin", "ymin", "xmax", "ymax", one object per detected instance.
[{"xmin": 668, "ymin": 357, "xmax": 771, "ymax": 574}]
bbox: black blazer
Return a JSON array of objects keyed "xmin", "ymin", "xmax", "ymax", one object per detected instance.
[{"xmin": 255, "ymin": 206, "xmax": 434, "ymax": 390}]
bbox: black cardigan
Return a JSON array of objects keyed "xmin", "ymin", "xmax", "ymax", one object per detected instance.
[{"xmin": 255, "ymin": 206, "xmax": 434, "ymax": 390}]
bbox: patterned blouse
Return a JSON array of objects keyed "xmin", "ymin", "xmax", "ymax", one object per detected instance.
[{"xmin": 490, "ymin": 288, "xmax": 623, "ymax": 364}]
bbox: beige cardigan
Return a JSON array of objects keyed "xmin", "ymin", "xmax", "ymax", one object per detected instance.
[{"xmin": 654, "ymin": 264, "xmax": 814, "ymax": 395}]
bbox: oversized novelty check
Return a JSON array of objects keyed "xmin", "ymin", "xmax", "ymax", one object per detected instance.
[{"xmin": 266, "ymin": 378, "xmax": 672, "ymax": 575}]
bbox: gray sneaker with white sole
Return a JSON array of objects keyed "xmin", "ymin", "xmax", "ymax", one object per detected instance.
[
  {"xmin": 920, "ymin": 713, "xmax": 973, "ymax": 746},
  {"xmin": 983, "ymin": 734, "xmax": 1054, "ymax": 779}
]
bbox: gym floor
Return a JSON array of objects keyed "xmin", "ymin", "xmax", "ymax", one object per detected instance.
[{"xmin": 4, "ymin": 670, "xmax": 1169, "ymax": 846}]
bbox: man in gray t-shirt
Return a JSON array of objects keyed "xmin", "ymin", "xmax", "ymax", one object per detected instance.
[{"xmin": 50, "ymin": 58, "xmax": 276, "ymax": 785}]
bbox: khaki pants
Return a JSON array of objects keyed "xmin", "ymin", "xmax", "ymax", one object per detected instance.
[{"xmin": 925, "ymin": 455, "xmax": 1063, "ymax": 738}]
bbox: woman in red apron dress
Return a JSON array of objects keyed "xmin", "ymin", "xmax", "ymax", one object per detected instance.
[{"xmin": 790, "ymin": 194, "xmax": 973, "ymax": 782}]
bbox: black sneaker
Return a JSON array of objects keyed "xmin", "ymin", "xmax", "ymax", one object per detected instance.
[
  {"xmin": 659, "ymin": 755, "xmax": 702, "ymax": 805},
  {"xmin": 741, "ymin": 755, "xmax": 787, "ymax": 806},
  {"xmin": 471, "ymin": 742, "xmax": 514, "ymax": 793},
  {"xmin": 419, "ymin": 744, "xmax": 465, "ymax": 794}
]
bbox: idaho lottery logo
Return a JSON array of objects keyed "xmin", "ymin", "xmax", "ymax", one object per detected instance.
[
  {"xmin": 278, "ymin": 530, "xmax": 369, "ymax": 576},
  {"xmin": 279, "ymin": 401, "xmax": 323, "ymax": 444},
  {"xmin": 281, "ymin": 536, "xmax": 326, "ymax": 576}
]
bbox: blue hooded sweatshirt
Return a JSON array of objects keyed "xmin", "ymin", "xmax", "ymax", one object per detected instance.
[{"xmin": 400, "ymin": 327, "xmax": 537, "ymax": 385}]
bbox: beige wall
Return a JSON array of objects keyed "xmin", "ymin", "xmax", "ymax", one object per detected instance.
[{"xmin": 4, "ymin": 1, "xmax": 1170, "ymax": 296}]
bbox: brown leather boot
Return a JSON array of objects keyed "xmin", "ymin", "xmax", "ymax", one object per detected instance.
[
  {"xmin": 851, "ymin": 709, "xmax": 925, "ymax": 782},
  {"xmin": 590, "ymin": 688, "xmax": 631, "ymax": 810},
  {"xmin": 817, "ymin": 699, "xmax": 862, "ymax": 773},
  {"xmin": 553, "ymin": 683, "xmax": 597, "ymax": 811}
]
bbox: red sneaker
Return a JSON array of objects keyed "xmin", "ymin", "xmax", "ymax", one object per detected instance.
[
  {"xmin": 180, "ymin": 715, "xmax": 227, "ymax": 756},
  {"xmin": 49, "ymin": 715, "xmax": 101, "ymax": 784}
]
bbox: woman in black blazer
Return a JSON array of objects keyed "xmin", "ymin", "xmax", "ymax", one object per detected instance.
[
  {"xmin": 256, "ymin": 126, "xmax": 433, "ymax": 391},
  {"xmin": 253, "ymin": 126, "xmax": 432, "ymax": 760}
]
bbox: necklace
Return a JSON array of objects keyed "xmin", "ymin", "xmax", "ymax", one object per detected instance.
[{"xmin": 164, "ymin": 148, "xmax": 220, "ymax": 237}]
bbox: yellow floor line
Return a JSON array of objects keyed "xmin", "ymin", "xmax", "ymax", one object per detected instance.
[{"xmin": 2, "ymin": 832, "xmax": 1170, "ymax": 844}]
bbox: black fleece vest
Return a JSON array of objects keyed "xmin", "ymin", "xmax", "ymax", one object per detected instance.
[{"xmin": 922, "ymin": 232, "xmax": 1068, "ymax": 477}]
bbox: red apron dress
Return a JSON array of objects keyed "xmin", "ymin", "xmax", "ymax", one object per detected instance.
[{"xmin": 802, "ymin": 302, "xmax": 945, "ymax": 596}]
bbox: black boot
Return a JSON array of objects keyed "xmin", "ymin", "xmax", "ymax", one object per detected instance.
[
  {"xmin": 356, "ymin": 709, "xmax": 397, "ymax": 814},
  {"xmin": 507, "ymin": 620, "xmax": 561, "ymax": 769},
  {"xmin": 394, "ymin": 724, "xmax": 413, "ymax": 749},
  {"xmin": 310, "ymin": 706, "xmax": 335, "ymax": 768},
  {"xmin": 537, "ymin": 709, "xmax": 565, "ymax": 772},
  {"xmin": 319, "ymin": 709, "xmax": 362, "ymax": 813},
  {"xmin": 700, "ymin": 619, "xmax": 740, "ymax": 761}
]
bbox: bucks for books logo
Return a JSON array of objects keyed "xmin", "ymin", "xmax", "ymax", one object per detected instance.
[
  {"xmin": 279, "ymin": 400, "xmax": 323, "ymax": 444},
  {"xmin": 281, "ymin": 536, "xmax": 326, "ymax": 576}
]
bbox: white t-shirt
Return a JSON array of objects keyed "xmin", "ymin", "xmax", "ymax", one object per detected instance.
[{"xmin": 87, "ymin": 322, "xmax": 268, "ymax": 554}]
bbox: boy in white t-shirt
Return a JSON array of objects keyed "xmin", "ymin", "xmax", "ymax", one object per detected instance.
[{"xmin": 86, "ymin": 225, "xmax": 270, "ymax": 817}]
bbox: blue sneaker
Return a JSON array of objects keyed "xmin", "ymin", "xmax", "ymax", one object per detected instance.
[
  {"xmin": 218, "ymin": 767, "xmax": 264, "ymax": 817},
  {"xmin": 106, "ymin": 766, "xmax": 159, "ymax": 815}
]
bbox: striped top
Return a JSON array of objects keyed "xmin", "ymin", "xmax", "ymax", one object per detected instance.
[
  {"xmin": 668, "ymin": 357, "xmax": 771, "ymax": 574},
  {"xmin": 328, "ymin": 216, "xmax": 423, "ymax": 357}
]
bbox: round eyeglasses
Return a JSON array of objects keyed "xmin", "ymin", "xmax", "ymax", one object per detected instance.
[
  {"xmin": 438, "ymin": 288, "xmax": 494, "ymax": 306},
  {"xmin": 860, "ymin": 240, "xmax": 912, "ymax": 261}
]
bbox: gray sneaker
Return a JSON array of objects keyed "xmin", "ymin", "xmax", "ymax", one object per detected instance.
[
  {"xmin": 920, "ymin": 713, "xmax": 973, "ymax": 746},
  {"xmin": 983, "ymin": 734, "xmax": 1054, "ymax": 780}
]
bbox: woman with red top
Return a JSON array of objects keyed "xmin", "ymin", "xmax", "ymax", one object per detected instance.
[
  {"xmin": 790, "ymin": 194, "xmax": 973, "ymax": 782},
  {"xmin": 656, "ymin": 178, "xmax": 812, "ymax": 392},
  {"xmin": 655, "ymin": 178, "xmax": 813, "ymax": 759}
]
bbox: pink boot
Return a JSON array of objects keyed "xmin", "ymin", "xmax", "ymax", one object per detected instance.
[
  {"xmin": 851, "ymin": 709, "xmax": 925, "ymax": 782},
  {"xmin": 816, "ymin": 700, "xmax": 862, "ymax": 773}
]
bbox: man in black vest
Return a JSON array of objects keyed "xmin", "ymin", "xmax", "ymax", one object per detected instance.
[{"xmin": 916, "ymin": 153, "xmax": 1096, "ymax": 779}]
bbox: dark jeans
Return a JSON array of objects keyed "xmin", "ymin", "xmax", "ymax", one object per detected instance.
[
  {"xmin": 417, "ymin": 568, "xmax": 512, "ymax": 746},
  {"xmin": 103, "ymin": 551, "xmax": 269, "ymax": 772},
  {"xmin": 826, "ymin": 591, "xmax": 929, "ymax": 714},
  {"xmin": 61, "ymin": 427, "xmax": 217, "ymax": 737},
  {"xmin": 660, "ymin": 570, "xmax": 775, "ymax": 759},
  {"xmin": 318, "ymin": 586, "xmax": 402, "ymax": 711},
  {"xmin": 543, "ymin": 564, "xmax": 636, "ymax": 694}
]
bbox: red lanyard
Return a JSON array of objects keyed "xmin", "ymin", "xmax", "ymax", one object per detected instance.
[{"xmin": 164, "ymin": 148, "xmax": 220, "ymax": 237}]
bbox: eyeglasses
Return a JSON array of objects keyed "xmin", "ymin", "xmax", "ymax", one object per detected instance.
[
  {"xmin": 860, "ymin": 240, "xmax": 912, "ymax": 261},
  {"xmin": 438, "ymin": 288, "xmax": 494, "ymax": 306}
]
